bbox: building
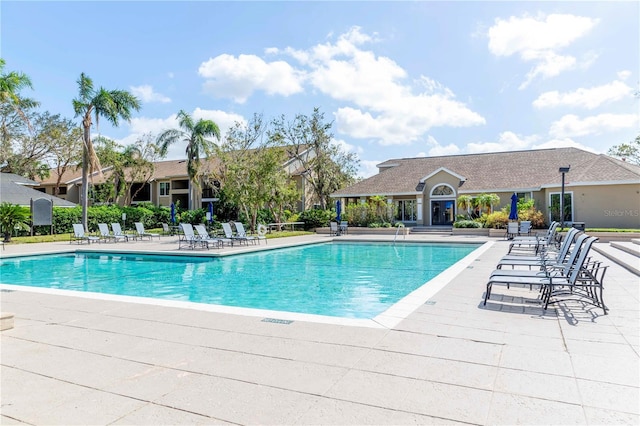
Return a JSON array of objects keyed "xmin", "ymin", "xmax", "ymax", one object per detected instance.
[
  {"xmin": 331, "ymin": 147, "xmax": 640, "ymax": 229},
  {"xmin": 34, "ymin": 146, "xmax": 319, "ymax": 211},
  {"xmin": 0, "ymin": 173, "xmax": 76, "ymax": 207}
]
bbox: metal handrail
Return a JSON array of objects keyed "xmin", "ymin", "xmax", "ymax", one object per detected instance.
[{"xmin": 394, "ymin": 223, "xmax": 405, "ymax": 243}]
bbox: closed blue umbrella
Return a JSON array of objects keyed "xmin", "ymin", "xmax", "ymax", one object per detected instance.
[
  {"xmin": 208, "ymin": 202, "xmax": 214, "ymax": 223},
  {"xmin": 336, "ymin": 200, "xmax": 341, "ymax": 222},
  {"xmin": 170, "ymin": 203, "xmax": 176, "ymax": 224},
  {"xmin": 508, "ymin": 193, "xmax": 518, "ymax": 220}
]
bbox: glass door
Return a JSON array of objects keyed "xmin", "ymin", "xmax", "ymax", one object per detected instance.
[{"xmin": 431, "ymin": 200, "xmax": 455, "ymax": 225}]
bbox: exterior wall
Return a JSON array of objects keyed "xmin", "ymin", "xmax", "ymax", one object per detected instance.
[
  {"xmin": 423, "ymin": 171, "xmax": 460, "ymax": 225},
  {"xmin": 548, "ymin": 183, "xmax": 640, "ymax": 228}
]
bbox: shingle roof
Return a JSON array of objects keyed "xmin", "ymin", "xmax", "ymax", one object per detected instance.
[
  {"xmin": 0, "ymin": 173, "xmax": 77, "ymax": 207},
  {"xmin": 333, "ymin": 147, "xmax": 640, "ymax": 197}
]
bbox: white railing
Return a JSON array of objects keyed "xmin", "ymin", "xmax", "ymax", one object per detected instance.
[{"xmin": 394, "ymin": 223, "xmax": 406, "ymax": 243}]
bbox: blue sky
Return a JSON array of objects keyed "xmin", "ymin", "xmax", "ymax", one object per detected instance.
[{"xmin": 3, "ymin": 1, "xmax": 638, "ymax": 177}]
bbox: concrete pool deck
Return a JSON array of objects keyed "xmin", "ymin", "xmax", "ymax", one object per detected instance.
[{"xmin": 1, "ymin": 233, "xmax": 639, "ymax": 425}]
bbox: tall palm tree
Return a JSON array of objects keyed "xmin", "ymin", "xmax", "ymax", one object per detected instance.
[
  {"xmin": 157, "ymin": 110, "xmax": 221, "ymax": 209},
  {"xmin": 0, "ymin": 58, "xmax": 40, "ymax": 139},
  {"xmin": 72, "ymin": 73, "xmax": 141, "ymax": 230}
]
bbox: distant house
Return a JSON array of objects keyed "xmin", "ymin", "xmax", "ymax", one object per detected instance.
[
  {"xmin": 0, "ymin": 173, "xmax": 76, "ymax": 207},
  {"xmin": 34, "ymin": 146, "xmax": 319, "ymax": 211},
  {"xmin": 331, "ymin": 147, "xmax": 640, "ymax": 229}
]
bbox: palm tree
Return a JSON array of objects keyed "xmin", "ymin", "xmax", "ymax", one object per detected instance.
[
  {"xmin": 157, "ymin": 110, "xmax": 221, "ymax": 209},
  {"xmin": 0, "ymin": 58, "xmax": 40, "ymax": 136},
  {"xmin": 72, "ymin": 73, "xmax": 141, "ymax": 230},
  {"xmin": 0, "ymin": 202, "xmax": 30, "ymax": 242},
  {"xmin": 456, "ymin": 195, "xmax": 473, "ymax": 219}
]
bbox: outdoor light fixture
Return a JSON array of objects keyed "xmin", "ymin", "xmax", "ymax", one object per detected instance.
[{"xmin": 559, "ymin": 166, "xmax": 570, "ymax": 229}]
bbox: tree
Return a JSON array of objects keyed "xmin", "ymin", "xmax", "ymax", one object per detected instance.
[
  {"xmin": 0, "ymin": 202, "xmax": 30, "ymax": 242},
  {"xmin": 157, "ymin": 110, "xmax": 220, "ymax": 209},
  {"xmin": 270, "ymin": 107, "xmax": 359, "ymax": 209},
  {"xmin": 73, "ymin": 73, "xmax": 141, "ymax": 229},
  {"xmin": 48, "ymin": 115, "xmax": 83, "ymax": 195},
  {"xmin": 456, "ymin": 195, "xmax": 473, "ymax": 218},
  {"xmin": 214, "ymin": 114, "xmax": 298, "ymax": 230},
  {"xmin": 0, "ymin": 58, "xmax": 39, "ymax": 133},
  {"xmin": 608, "ymin": 134, "xmax": 640, "ymax": 165}
]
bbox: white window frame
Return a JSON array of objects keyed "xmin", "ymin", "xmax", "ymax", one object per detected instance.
[
  {"xmin": 430, "ymin": 183, "xmax": 455, "ymax": 198},
  {"xmin": 548, "ymin": 191, "xmax": 574, "ymax": 223},
  {"xmin": 159, "ymin": 182, "xmax": 170, "ymax": 197}
]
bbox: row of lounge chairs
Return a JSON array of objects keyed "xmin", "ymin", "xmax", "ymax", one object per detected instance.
[
  {"xmin": 484, "ymin": 222, "xmax": 608, "ymax": 314},
  {"xmin": 178, "ymin": 222, "xmax": 267, "ymax": 250},
  {"xmin": 71, "ymin": 222, "xmax": 159, "ymax": 244}
]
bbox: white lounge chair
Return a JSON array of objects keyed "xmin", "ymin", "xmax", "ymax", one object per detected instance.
[
  {"xmin": 134, "ymin": 222, "xmax": 160, "ymax": 241},
  {"xmin": 221, "ymin": 222, "xmax": 247, "ymax": 245},
  {"xmin": 111, "ymin": 223, "xmax": 132, "ymax": 241},
  {"xmin": 98, "ymin": 223, "xmax": 128, "ymax": 243},
  {"xmin": 233, "ymin": 222, "xmax": 258, "ymax": 245},
  {"xmin": 194, "ymin": 224, "xmax": 225, "ymax": 249},
  {"xmin": 178, "ymin": 223, "xmax": 206, "ymax": 249},
  {"xmin": 71, "ymin": 224, "xmax": 100, "ymax": 244}
]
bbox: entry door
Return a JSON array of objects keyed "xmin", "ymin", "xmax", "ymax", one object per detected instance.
[{"xmin": 431, "ymin": 200, "xmax": 455, "ymax": 225}]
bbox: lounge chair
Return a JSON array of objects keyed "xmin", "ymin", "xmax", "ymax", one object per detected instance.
[
  {"xmin": 111, "ymin": 223, "xmax": 132, "ymax": 241},
  {"xmin": 194, "ymin": 224, "xmax": 225, "ymax": 249},
  {"xmin": 178, "ymin": 223, "xmax": 206, "ymax": 249},
  {"xmin": 484, "ymin": 235, "xmax": 599, "ymax": 310},
  {"xmin": 329, "ymin": 222, "xmax": 340, "ymax": 236},
  {"xmin": 340, "ymin": 221, "xmax": 349, "ymax": 235},
  {"xmin": 134, "ymin": 222, "xmax": 160, "ymax": 241},
  {"xmin": 519, "ymin": 221, "xmax": 532, "ymax": 236},
  {"xmin": 507, "ymin": 222, "xmax": 559, "ymax": 254},
  {"xmin": 98, "ymin": 223, "xmax": 128, "ymax": 243},
  {"xmin": 71, "ymin": 223, "xmax": 100, "ymax": 244},
  {"xmin": 221, "ymin": 222, "xmax": 248, "ymax": 245},
  {"xmin": 497, "ymin": 228, "xmax": 581, "ymax": 270},
  {"xmin": 233, "ymin": 222, "xmax": 258, "ymax": 245}
]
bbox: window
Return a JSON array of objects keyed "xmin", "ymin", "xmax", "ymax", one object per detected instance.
[
  {"xmin": 431, "ymin": 184, "xmax": 454, "ymax": 196},
  {"xmin": 516, "ymin": 192, "xmax": 531, "ymax": 201},
  {"xmin": 131, "ymin": 183, "xmax": 151, "ymax": 202},
  {"xmin": 396, "ymin": 199, "xmax": 417, "ymax": 222},
  {"xmin": 159, "ymin": 182, "xmax": 170, "ymax": 196},
  {"xmin": 549, "ymin": 192, "xmax": 573, "ymax": 223},
  {"xmin": 57, "ymin": 186, "xmax": 67, "ymax": 195}
]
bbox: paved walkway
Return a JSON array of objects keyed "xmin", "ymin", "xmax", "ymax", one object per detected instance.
[{"xmin": 1, "ymin": 234, "xmax": 638, "ymax": 425}]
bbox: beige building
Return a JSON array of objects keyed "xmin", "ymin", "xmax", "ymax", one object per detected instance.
[
  {"xmin": 332, "ymin": 147, "xmax": 640, "ymax": 229},
  {"xmin": 35, "ymin": 146, "xmax": 319, "ymax": 212}
]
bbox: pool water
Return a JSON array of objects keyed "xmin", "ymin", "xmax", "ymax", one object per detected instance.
[{"xmin": 0, "ymin": 242, "xmax": 479, "ymax": 318}]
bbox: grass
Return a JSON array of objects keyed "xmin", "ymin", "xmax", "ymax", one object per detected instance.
[{"xmin": 3, "ymin": 229, "xmax": 315, "ymax": 244}]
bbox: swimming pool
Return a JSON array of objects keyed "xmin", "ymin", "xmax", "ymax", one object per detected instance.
[{"xmin": 0, "ymin": 242, "xmax": 481, "ymax": 319}]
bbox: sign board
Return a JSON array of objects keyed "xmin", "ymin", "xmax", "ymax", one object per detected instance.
[{"xmin": 31, "ymin": 198, "xmax": 53, "ymax": 226}]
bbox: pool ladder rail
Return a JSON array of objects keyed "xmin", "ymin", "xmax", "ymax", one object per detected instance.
[{"xmin": 394, "ymin": 223, "xmax": 406, "ymax": 243}]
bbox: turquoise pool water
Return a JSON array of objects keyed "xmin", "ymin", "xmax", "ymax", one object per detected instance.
[{"xmin": 0, "ymin": 242, "xmax": 479, "ymax": 318}]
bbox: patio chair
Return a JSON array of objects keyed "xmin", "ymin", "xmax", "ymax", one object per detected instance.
[
  {"xmin": 194, "ymin": 224, "xmax": 225, "ymax": 249},
  {"xmin": 161, "ymin": 223, "xmax": 172, "ymax": 236},
  {"xmin": 504, "ymin": 222, "xmax": 519, "ymax": 240},
  {"xmin": 340, "ymin": 221, "xmax": 349, "ymax": 235},
  {"xmin": 497, "ymin": 228, "xmax": 581, "ymax": 269},
  {"xmin": 484, "ymin": 235, "xmax": 600, "ymax": 311},
  {"xmin": 71, "ymin": 224, "xmax": 100, "ymax": 244},
  {"xmin": 98, "ymin": 223, "xmax": 127, "ymax": 243},
  {"xmin": 329, "ymin": 221, "xmax": 340, "ymax": 236},
  {"xmin": 233, "ymin": 222, "xmax": 258, "ymax": 245},
  {"xmin": 507, "ymin": 221, "xmax": 559, "ymax": 254},
  {"xmin": 221, "ymin": 222, "xmax": 248, "ymax": 245},
  {"xmin": 518, "ymin": 221, "xmax": 532, "ymax": 236},
  {"xmin": 134, "ymin": 222, "xmax": 160, "ymax": 241},
  {"xmin": 111, "ymin": 223, "xmax": 132, "ymax": 241},
  {"xmin": 178, "ymin": 223, "xmax": 206, "ymax": 249}
]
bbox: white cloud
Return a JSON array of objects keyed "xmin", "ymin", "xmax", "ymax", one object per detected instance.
[
  {"xmin": 332, "ymin": 137, "xmax": 363, "ymax": 155},
  {"xmin": 198, "ymin": 53, "xmax": 305, "ymax": 103},
  {"xmin": 533, "ymin": 80, "xmax": 633, "ymax": 109},
  {"xmin": 531, "ymin": 137, "xmax": 598, "ymax": 152},
  {"xmin": 466, "ymin": 131, "xmax": 537, "ymax": 153},
  {"xmin": 487, "ymin": 13, "xmax": 599, "ymax": 88},
  {"xmin": 422, "ymin": 134, "xmax": 461, "ymax": 156},
  {"xmin": 549, "ymin": 113, "xmax": 639, "ymax": 138},
  {"xmin": 358, "ymin": 159, "xmax": 382, "ymax": 179},
  {"xmin": 121, "ymin": 109, "xmax": 246, "ymax": 160},
  {"xmin": 130, "ymin": 85, "xmax": 171, "ymax": 103}
]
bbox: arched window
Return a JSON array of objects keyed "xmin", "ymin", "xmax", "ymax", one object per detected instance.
[{"xmin": 431, "ymin": 184, "xmax": 454, "ymax": 197}]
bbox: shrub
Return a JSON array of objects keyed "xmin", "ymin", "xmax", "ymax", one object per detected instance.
[
  {"xmin": 180, "ymin": 208, "xmax": 207, "ymax": 225},
  {"xmin": 519, "ymin": 207, "xmax": 546, "ymax": 229},
  {"xmin": 485, "ymin": 211, "xmax": 509, "ymax": 229},
  {"xmin": 453, "ymin": 220, "xmax": 482, "ymax": 228},
  {"xmin": 299, "ymin": 209, "xmax": 332, "ymax": 230}
]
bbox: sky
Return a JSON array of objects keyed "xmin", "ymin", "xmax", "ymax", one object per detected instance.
[{"xmin": 2, "ymin": 1, "xmax": 639, "ymax": 178}]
